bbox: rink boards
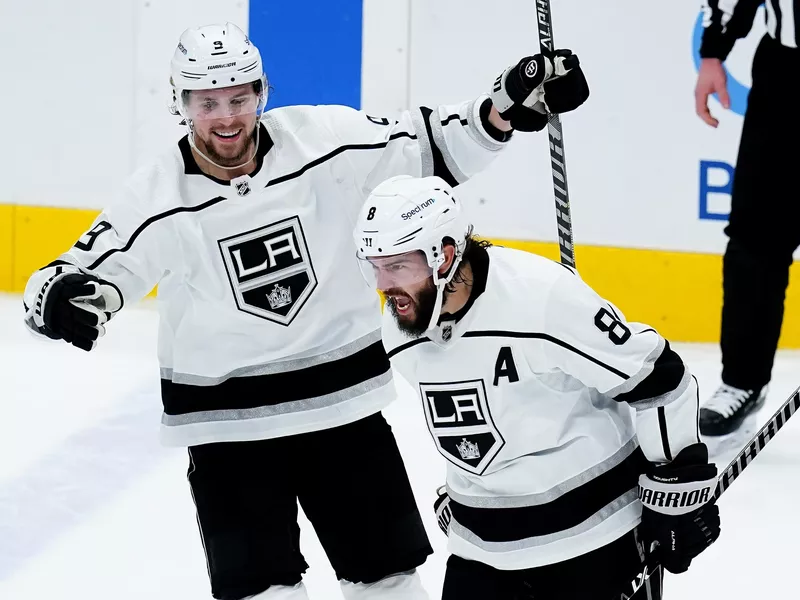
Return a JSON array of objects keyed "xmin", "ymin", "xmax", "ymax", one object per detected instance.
[
  {"xmin": 1, "ymin": 0, "xmax": 798, "ymax": 346},
  {"xmin": 1, "ymin": 204, "xmax": 798, "ymax": 347}
]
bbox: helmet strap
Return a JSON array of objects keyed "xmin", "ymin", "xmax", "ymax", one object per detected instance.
[
  {"xmin": 424, "ymin": 247, "xmax": 464, "ymax": 332},
  {"xmin": 187, "ymin": 121, "xmax": 261, "ymax": 172},
  {"xmin": 426, "ymin": 283, "xmax": 448, "ymax": 332}
]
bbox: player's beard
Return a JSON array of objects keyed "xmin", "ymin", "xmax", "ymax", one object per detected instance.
[
  {"xmin": 196, "ymin": 122, "xmax": 258, "ymax": 168},
  {"xmin": 386, "ymin": 277, "xmax": 440, "ymax": 338}
]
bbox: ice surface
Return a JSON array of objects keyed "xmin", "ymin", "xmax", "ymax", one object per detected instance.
[{"xmin": 1, "ymin": 294, "xmax": 798, "ymax": 599}]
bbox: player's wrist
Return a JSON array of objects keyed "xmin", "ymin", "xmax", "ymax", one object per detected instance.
[{"xmin": 479, "ymin": 98, "xmax": 515, "ymax": 141}]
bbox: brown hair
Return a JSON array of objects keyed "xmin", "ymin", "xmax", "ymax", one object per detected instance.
[{"xmin": 444, "ymin": 227, "xmax": 493, "ymax": 293}]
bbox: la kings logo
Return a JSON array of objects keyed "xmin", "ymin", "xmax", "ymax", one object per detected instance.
[
  {"xmin": 419, "ymin": 379, "xmax": 505, "ymax": 475},
  {"xmin": 218, "ymin": 216, "xmax": 317, "ymax": 326}
]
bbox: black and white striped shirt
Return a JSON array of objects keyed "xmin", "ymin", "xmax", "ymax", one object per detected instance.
[{"xmin": 701, "ymin": 0, "xmax": 799, "ymax": 60}]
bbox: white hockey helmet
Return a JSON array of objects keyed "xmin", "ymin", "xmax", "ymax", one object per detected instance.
[
  {"xmin": 169, "ymin": 22, "xmax": 267, "ymax": 120},
  {"xmin": 354, "ymin": 175, "xmax": 470, "ymax": 331}
]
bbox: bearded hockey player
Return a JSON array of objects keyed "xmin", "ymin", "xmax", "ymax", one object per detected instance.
[
  {"xmin": 353, "ymin": 175, "xmax": 722, "ymax": 599},
  {"xmin": 21, "ymin": 21, "xmax": 590, "ymax": 600}
]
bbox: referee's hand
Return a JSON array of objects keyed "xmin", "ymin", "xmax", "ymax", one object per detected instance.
[{"xmin": 695, "ymin": 58, "xmax": 731, "ymax": 128}]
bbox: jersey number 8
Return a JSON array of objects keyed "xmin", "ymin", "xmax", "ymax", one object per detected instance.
[
  {"xmin": 74, "ymin": 220, "xmax": 113, "ymax": 252},
  {"xmin": 594, "ymin": 308, "xmax": 631, "ymax": 345}
]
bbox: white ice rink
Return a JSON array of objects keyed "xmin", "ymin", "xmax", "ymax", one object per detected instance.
[{"xmin": 1, "ymin": 294, "xmax": 798, "ymax": 599}]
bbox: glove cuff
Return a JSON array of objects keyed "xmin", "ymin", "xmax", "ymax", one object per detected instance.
[
  {"xmin": 479, "ymin": 98, "xmax": 514, "ymax": 142},
  {"xmin": 31, "ymin": 270, "xmax": 74, "ymax": 330},
  {"xmin": 489, "ymin": 66, "xmax": 515, "ymax": 114}
]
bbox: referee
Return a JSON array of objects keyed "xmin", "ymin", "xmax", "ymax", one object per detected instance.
[{"xmin": 695, "ymin": 0, "xmax": 800, "ymax": 437}]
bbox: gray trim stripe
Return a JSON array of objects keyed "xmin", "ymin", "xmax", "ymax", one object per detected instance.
[
  {"xmin": 411, "ymin": 108, "xmax": 435, "ymax": 176},
  {"xmin": 465, "ymin": 96, "xmax": 505, "ymax": 152},
  {"xmin": 606, "ymin": 336, "xmax": 665, "ymax": 399},
  {"xmin": 447, "ymin": 437, "xmax": 639, "ymax": 509},
  {"xmin": 430, "ymin": 114, "xmax": 468, "ymax": 184},
  {"xmin": 161, "ymin": 369, "xmax": 393, "ymax": 426},
  {"xmin": 449, "ymin": 489, "xmax": 639, "ymax": 551},
  {"xmin": 161, "ymin": 329, "xmax": 382, "ymax": 386}
]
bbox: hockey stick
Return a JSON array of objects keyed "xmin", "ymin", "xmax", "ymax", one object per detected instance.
[
  {"xmin": 534, "ymin": 0, "xmax": 576, "ymax": 268},
  {"xmin": 622, "ymin": 384, "xmax": 800, "ymax": 598}
]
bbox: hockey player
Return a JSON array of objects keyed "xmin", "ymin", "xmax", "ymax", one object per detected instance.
[
  {"xmin": 21, "ymin": 21, "xmax": 590, "ymax": 600},
  {"xmin": 353, "ymin": 175, "xmax": 722, "ymax": 599}
]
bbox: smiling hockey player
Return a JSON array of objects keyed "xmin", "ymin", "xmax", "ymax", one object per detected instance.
[{"xmin": 353, "ymin": 175, "xmax": 721, "ymax": 599}]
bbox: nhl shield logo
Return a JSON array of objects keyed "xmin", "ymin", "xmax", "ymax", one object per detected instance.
[
  {"xmin": 231, "ymin": 175, "xmax": 252, "ymax": 197},
  {"xmin": 235, "ymin": 180, "xmax": 251, "ymax": 196},
  {"xmin": 419, "ymin": 379, "xmax": 505, "ymax": 475},
  {"xmin": 441, "ymin": 322, "xmax": 453, "ymax": 342},
  {"xmin": 218, "ymin": 216, "xmax": 317, "ymax": 326}
]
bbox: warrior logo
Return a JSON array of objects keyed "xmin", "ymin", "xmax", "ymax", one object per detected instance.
[
  {"xmin": 524, "ymin": 58, "xmax": 538, "ymax": 78},
  {"xmin": 419, "ymin": 379, "xmax": 504, "ymax": 475},
  {"xmin": 218, "ymin": 216, "xmax": 317, "ymax": 325}
]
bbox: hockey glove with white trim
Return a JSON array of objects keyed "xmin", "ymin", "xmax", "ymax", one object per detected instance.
[
  {"xmin": 31, "ymin": 271, "xmax": 122, "ymax": 352},
  {"xmin": 434, "ymin": 485, "xmax": 452, "ymax": 535},
  {"xmin": 638, "ymin": 443, "xmax": 721, "ymax": 574},
  {"xmin": 489, "ymin": 50, "xmax": 589, "ymax": 131}
]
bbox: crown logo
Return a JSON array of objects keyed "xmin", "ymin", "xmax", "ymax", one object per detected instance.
[
  {"xmin": 457, "ymin": 438, "xmax": 481, "ymax": 460},
  {"xmin": 267, "ymin": 284, "xmax": 292, "ymax": 309}
]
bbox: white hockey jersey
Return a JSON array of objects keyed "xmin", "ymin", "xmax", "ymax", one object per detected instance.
[
  {"xmin": 383, "ymin": 245, "xmax": 701, "ymax": 570},
  {"xmin": 23, "ymin": 96, "xmax": 510, "ymax": 447}
]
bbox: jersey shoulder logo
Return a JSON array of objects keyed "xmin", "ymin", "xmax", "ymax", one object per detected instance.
[
  {"xmin": 218, "ymin": 216, "xmax": 317, "ymax": 326},
  {"xmin": 419, "ymin": 379, "xmax": 505, "ymax": 475}
]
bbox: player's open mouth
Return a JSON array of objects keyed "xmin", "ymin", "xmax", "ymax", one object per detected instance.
[
  {"xmin": 391, "ymin": 295, "xmax": 412, "ymax": 315},
  {"xmin": 212, "ymin": 129, "xmax": 242, "ymax": 142}
]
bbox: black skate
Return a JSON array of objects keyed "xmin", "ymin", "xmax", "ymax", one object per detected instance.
[{"xmin": 699, "ymin": 383, "xmax": 767, "ymax": 437}]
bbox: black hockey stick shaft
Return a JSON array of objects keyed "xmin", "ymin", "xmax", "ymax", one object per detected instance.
[
  {"xmin": 622, "ymin": 385, "xmax": 800, "ymax": 598},
  {"xmin": 712, "ymin": 384, "xmax": 800, "ymax": 499},
  {"xmin": 534, "ymin": 0, "xmax": 576, "ymax": 268}
]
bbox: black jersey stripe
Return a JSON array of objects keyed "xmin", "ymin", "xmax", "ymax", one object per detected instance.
[
  {"xmin": 441, "ymin": 113, "xmax": 469, "ymax": 127},
  {"xmin": 39, "ymin": 259, "xmax": 75, "ymax": 271},
  {"xmin": 658, "ymin": 407, "xmax": 673, "ymax": 461},
  {"xmin": 265, "ymin": 131, "xmax": 417, "ymax": 188},
  {"xmin": 386, "ymin": 337, "xmax": 432, "ymax": 359},
  {"xmin": 386, "ymin": 330, "xmax": 630, "ymax": 380},
  {"xmin": 161, "ymin": 340, "xmax": 391, "ymax": 416},
  {"xmin": 86, "ymin": 196, "xmax": 227, "ymax": 270},
  {"xmin": 613, "ymin": 341, "xmax": 686, "ymax": 405},
  {"xmin": 552, "ymin": 260, "xmax": 577, "ymax": 275},
  {"xmin": 450, "ymin": 446, "xmax": 646, "ymax": 541},
  {"xmin": 463, "ymin": 331, "xmax": 630, "ymax": 379},
  {"xmin": 419, "ymin": 106, "xmax": 459, "ymax": 188},
  {"xmin": 84, "ymin": 132, "xmax": 418, "ymax": 271}
]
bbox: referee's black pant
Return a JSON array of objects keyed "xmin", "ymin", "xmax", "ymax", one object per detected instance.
[{"xmin": 721, "ymin": 34, "xmax": 800, "ymax": 390}]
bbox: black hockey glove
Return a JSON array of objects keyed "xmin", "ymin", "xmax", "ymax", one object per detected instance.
[
  {"xmin": 638, "ymin": 443, "xmax": 721, "ymax": 574},
  {"xmin": 434, "ymin": 485, "xmax": 452, "ymax": 535},
  {"xmin": 489, "ymin": 50, "xmax": 589, "ymax": 131},
  {"xmin": 31, "ymin": 271, "xmax": 122, "ymax": 351}
]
